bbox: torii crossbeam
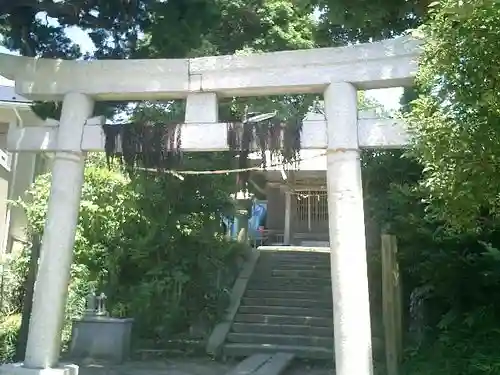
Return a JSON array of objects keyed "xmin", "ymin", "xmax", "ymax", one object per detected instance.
[{"xmin": 0, "ymin": 36, "xmax": 420, "ymax": 375}]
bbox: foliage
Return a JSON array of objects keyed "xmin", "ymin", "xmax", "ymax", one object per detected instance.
[
  {"xmin": 402, "ymin": 327, "xmax": 500, "ymax": 375},
  {"xmin": 0, "ymin": 0, "xmax": 433, "ymax": 62},
  {"xmin": 5, "ymin": 154, "xmax": 245, "ymax": 348},
  {"xmin": 0, "ymin": 314, "xmax": 20, "ymax": 364},
  {"xmin": 136, "ymin": 0, "xmax": 317, "ymax": 60},
  {"xmin": 2, "ymin": 0, "xmax": 151, "ymax": 58},
  {"xmin": 312, "ymin": 0, "xmax": 429, "ymax": 46},
  {"xmin": 398, "ymin": 202, "xmax": 500, "ymax": 374},
  {"xmin": 0, "ymin": 0, "xmax": 320, "ymax": 121},
  {"xmin": 361, "ymin": 148, "xmax": 500, "ymax": 375},
  {"xmin": 0, "ymin": 259, "xmax": 24, "ymax": 317},
  {"xmin": 390, "ymin": 6, "xmax": 500, "ymax": 370},
  {"xmin": 407, "ymin": 0, "xmax": 500, "ymax": 231}
]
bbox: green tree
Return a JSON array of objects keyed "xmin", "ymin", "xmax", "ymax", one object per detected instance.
[
  {"xmin": 10, "ymin": 154, "xmax": 243, "ymax": 343},
  {"xmin": 407, "ymin": 0, "xmax": 500, "ymax": 231},
  {"xmin": 0, "ymin": 0, "xmax": 321, "ymax": 167},
  {"xmin": 136, "ymin": 0, "xmax": 317, "ymax": 59},
  {"xmin": 311, "ymin": 0, "xmax": 430, "ymax": 46}
]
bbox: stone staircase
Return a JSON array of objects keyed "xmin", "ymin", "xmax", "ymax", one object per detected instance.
[{"xmin": 223, "ymin": 249, "xmax": 334, "ymax": 360}]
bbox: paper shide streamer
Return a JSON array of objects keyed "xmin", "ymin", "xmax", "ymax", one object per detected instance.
[{"xmin": 103, "ymin": 117, "xmax": 302, "ymax": 189}]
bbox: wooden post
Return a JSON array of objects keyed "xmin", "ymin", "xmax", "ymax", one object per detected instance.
[
  {"xmin": 381, "ymin": 233, "xmax": 403, "ymax": 375},
  {"xmin": 284, "ymin": 190, "xmax": 291, "ymax": 245}
]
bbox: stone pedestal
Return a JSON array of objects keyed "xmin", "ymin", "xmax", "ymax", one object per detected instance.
[{"xmin": 69, "ymin": 317, "xmax": 134, "ymax": 364}]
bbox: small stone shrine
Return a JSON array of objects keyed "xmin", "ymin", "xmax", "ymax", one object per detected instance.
[{"xmin": 69, "ymin": 291, "xmax": 134, "ymax": 364}]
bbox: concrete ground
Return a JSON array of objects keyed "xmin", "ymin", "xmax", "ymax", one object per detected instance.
[
  {"xmin": 284, "ymin": 361, "xmax": 334, "ymax": 375},
  {"xmin": 78, "ymin": 358, "xmax": 334, "ymax": 375},
  {"xmin": 79, "ymin": 358, "xmax": 232, "ymax": 375}
]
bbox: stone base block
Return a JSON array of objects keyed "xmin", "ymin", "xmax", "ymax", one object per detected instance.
[
  {"xmin": 69, "ymin": 317, "xmax": 133, "ymax": 364},
  {"xmin": 0, "ymin": 363, "xmax": 78, "ymax": 375}
]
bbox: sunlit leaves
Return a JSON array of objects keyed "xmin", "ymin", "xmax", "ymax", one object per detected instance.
[
  {"xmin": 407, "ymin": 0, "xmax": 500, "ymax": 231},
  {"xmin": 15, "ymin": 152, "xmax": 243, "ymax": 338}
]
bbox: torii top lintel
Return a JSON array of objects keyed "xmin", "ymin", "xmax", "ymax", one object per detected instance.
[{"xmin": 0, "ymin": 37, "xmax": 421, "ymax": 102}]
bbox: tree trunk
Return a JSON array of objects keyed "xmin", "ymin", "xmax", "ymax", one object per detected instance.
[{"xmin": 15, "ymin": 235, "xmax": 41, "ymax": 362}]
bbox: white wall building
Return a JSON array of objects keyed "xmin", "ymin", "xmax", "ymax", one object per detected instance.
[{"xmin": 0, "ymin": 86, "xmax": 49, "ymax": 255}]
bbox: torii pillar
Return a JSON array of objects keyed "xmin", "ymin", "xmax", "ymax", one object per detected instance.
[
  {"xmin": 23, "ymin": 93, "xmax": 94, "ymax": 370},
  {"xmin": 324, "ymin": 82, "xmax": 373, "ymax": 374},
  {"xmin": 0, "ymin": 36, "xmax": 419, "ymax": 375},
  {"xmin": 0, "ymin": 94, "xmax": 98, "ymax": 375}
]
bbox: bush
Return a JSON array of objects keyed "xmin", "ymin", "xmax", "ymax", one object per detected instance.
[
  {"xmin": 400, "ymin": 0, "xmax": 500, "ymax": 364},
  {"xmin": 9, "ymin": 154, "xmax": 244, "ymax": 348},
  {"xmin": 362, "ymin": 150, "xmax": 500, "ymax": 374},
  {"xmin": 0, "ymin": 314, "xmax": 20, "ymax": 364},
  {"xmin": 403, "ymin": 328, "xmax": 500, "ymax": 374},
  {"xmin": 0, "ymin": 258, "xmax": 25, "ymax": 318}
]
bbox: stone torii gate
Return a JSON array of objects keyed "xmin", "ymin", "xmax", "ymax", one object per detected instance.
[{"xmin": 0, "ymin": 36, "xmax": 420, "ymax": 375}]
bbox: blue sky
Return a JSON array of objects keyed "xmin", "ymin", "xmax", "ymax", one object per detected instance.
[{"xmin": 0, "ymin": 25, "xmax": 404, "ymax": 111}]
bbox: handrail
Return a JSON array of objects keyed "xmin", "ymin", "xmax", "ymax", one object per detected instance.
[{"xmin": 251, "ymin": 229, "xmax": 285, "ymax": 246}]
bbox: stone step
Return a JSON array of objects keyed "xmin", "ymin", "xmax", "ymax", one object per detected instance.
[
  {"xmin": 242, "ymin": 297, "xmax": 332, "ymax": 309},
  {"xmin": 260, "ymin": 255, "xmax": 330, "ymax": 264},
  {"xmin": 232, "ymin": 320, "xmax": 383, "ymax": 340},
  {"xmin": 232, "ymin": 322, "xmax": 333, "ymax": 337},
  {"xmin": 256, "ymin": 263, "xmax": 330, "ymax": 271},
  {"xmin": 234, "ymin": 313, "xmax": 332, "ymax": 327},
  {"xmin": 227, "ymin": 332, "xmax": 333, "ymax": 348},
  {"xmin": 260, "ymin": 250, "xmax": 329, "ymax": 258},
  {"xmin": 248, "ymin": 276, "xmax": 332, "ymax": 288},
  {"xmin": 244, "ymin": 289, "xmax": 332, "ymax": 301},
  {"xmin": 225, "ymin": 354, "xmax": 272, "ymax": 375},
  {"xmin": 223, "ymin": 343, "xmax": 333, "ymax": 360},
  {"xmin": 246, "ymin": 282, "xmax": 331, "ymax": 292},
  {"xmin": 257, "ymin": 262, "xmax": 330, "ymax": 271},
  {"xmin": 225, "ymin": 353, "xmax": 294, "ymax": 375},
  {"xmin": 253, "ymin": 352, "xmax": 295, "ymax": 375},
  {"xmin": 259, "ymin": 253, "xmax": 330, "ymax": 264},
  {"xmin": 267, "ymin": 269, "xmax": 331, "ymax": 278},
  {"xmin": 238, "ymin": 305, "xmax": 333, "ymax": 318},
  {"xmin": 257, "ymin": 263, "xmax": 331, "ymax": 271}
]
